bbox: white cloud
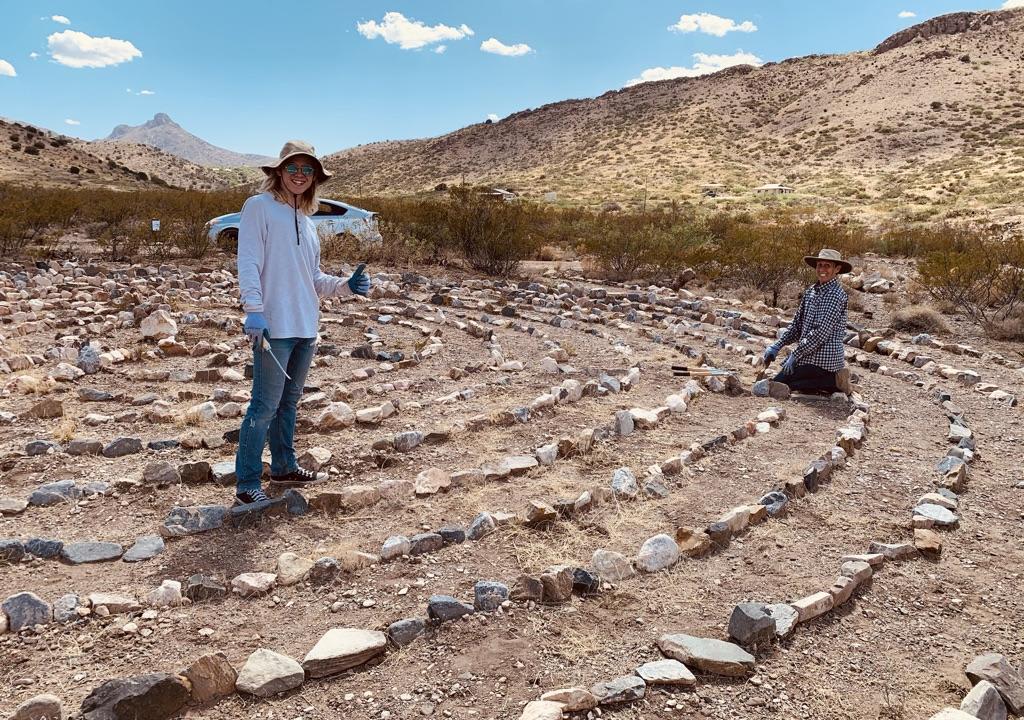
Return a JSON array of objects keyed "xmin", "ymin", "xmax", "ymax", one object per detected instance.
[
  {"xmin": 1002, "ymin": 0, "xmax": 1024, "ymax": 8},
  {"xmin": 0, "ymin": 60, "xmax": 16, "ymax": 77},
  {"xmin": 898, "ymin": 10, "xmax": 917, "ymax": 18},
  {"xmin": 64, "ymin": 118, "xmax": 80, "ymax": 125},
  {"xmin": 626, "ymin": 51, "xmax": 763, "ymax": 87},
  {"xmin": 669, "ymin": 12, "xmax": 757, "ymax": 37},
  {"xmin": 47, "ymin": 29, "xmax": 142, "ymax": 68},
  {"xmin": 434, "ymin": 44, "xmax": 447, "ymax": 54},
  {"xmin": 480, "ymin": 37, "xmax": 533, "ymax": 56},
  {"xmin": 138, "ymin": 89, "xmax": 155, "ymax": 95},
  {"xmin": 356, "ymin": 12, "xmax": 473, "ymax": 50},
  {"xmin": 487, "ymin": 113, "xmax": 499, "ymax": 122},
  {"xmin": 29, "ymin": 52, "xmax": 40, "ymax": 59},
  {"xmin": 51, "ymin": 15, "xmax": 71, "ymax": 24}
]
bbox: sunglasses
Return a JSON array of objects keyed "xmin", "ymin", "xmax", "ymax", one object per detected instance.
[{"xmin": 283, "ymin": 163, "xmax": 316, "ymax": 177}]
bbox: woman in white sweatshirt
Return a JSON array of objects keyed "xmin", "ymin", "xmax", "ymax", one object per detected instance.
[{"xmin": 234, "ymin": 140, "xmax": 370, "ymax": 506}]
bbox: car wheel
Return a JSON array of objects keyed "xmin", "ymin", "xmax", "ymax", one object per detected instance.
[{"xmin": 216, "ymin": 229, "xmax": 238, "ymax": 254}]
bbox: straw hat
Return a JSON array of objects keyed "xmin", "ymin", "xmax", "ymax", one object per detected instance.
[
  {"xmin": 260, "ymin": 140, "xmax": 332, "ymax": 182},
  {"xmin": 803, "ymin": 248, "xmax": 852, "ymax": 275}
]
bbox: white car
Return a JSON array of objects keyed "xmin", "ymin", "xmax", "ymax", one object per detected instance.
[{"xmin": 206, "ymin": 198, "xmax": 382, "ymax": 250}]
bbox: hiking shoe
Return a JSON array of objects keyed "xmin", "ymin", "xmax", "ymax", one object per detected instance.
[
  {"xmin": 234, "ymin": 488, "xmax": 271, "ymax": 506},
  {"xmin": 835, "ymin": 367, "xmax": 852, "ymax": 394},
  {"xmin": 269, "ymin": 465, "xmax": 326, "ymax": 487}
]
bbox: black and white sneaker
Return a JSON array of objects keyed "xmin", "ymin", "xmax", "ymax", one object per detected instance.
[
  {"xmin": 234, "ymin": 488, "xmax": 271, "ymax": 506},
  {"xmin": 269, "ymin": 465, "xmax": 326, "ymax": 487}
]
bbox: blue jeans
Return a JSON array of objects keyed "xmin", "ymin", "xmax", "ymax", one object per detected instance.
[{"xmin": 235, "ymin": 337, "xmax": 316, "ymax": 493}]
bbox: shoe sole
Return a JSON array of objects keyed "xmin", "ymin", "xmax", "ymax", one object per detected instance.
[{"xmin": 268, "ymin": 476, "xmax": 326, "ymax": 488}]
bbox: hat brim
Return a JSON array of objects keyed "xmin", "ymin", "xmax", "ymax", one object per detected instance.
[
  {"xmin": 261, "ymin": 151, "xmax": 332, "ymax": 183},
  {"xmin": 804, "ymin": 256, "xmax": 852, "ymax": 274}
]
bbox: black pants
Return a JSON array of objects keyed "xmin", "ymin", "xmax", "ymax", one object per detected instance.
[{"xmin": 774, "ymin": 364, "xmax": 839, "ymax": 394}]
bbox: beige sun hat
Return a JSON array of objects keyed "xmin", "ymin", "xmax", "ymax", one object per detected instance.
[
  {"xmin": 260, "ymin": 140, "xmax": 332, "ymax": 182},
  {"xmin": 804, "ymin": 248, "xmax": 853, "ymax": 275}
]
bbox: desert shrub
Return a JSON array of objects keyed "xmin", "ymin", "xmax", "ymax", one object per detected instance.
[
  {"xmin": 717, "ymin": 222, "xmax": 804, "ymax": 306},
  {"xmin": 24, "ymin": 146, "xmax": 39, "ymax": 156},
  {"xmin": 446, "ymin": 187, "xmax": 538, "ymax": 276},
  {"xmin": 69, "ymin": 166, "xmax": 80, "ymax": 174},
  {"xmin": 916, "ymin": 227, "xmax": 1024, "ymax": 333},
  {"xmin": 890, "ymin": 304, "xmax": 950, "ymax": 334}
]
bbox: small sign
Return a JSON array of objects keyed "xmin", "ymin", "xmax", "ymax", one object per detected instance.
[{"xmin": 151, "ymin": 219, "xmax": 160, "ymax": 232}]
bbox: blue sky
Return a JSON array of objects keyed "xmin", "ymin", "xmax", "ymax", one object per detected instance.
[{"xmin": 0, "ymin": 1, "xmax": 1019, "ymax": 156}]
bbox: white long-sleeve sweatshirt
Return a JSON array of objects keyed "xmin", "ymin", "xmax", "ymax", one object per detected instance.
[{"xmin": 237, "ymin": 192, "xmax": 352, "ymax": 339}]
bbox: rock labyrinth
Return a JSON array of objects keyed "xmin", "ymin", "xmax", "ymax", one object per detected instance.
[{"xmin": 0, "ymin": 259, "xmax": 1022, "ymax": 719}]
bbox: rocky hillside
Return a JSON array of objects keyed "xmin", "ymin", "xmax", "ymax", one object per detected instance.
[
  {"xmin": 323, "ymin": 8, "xmax": 1024, "ymax": 223},
  {"xmin": 106, "ymin": 113, "xmax": 273, "ymax": 168}
]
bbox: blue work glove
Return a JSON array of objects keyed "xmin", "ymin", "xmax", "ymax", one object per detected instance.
[
  {"xmin": 762, "ymin": 346, "xmax": 779, "ymax": 365},
  {"xmin": 781, "ymin": 353, "xmax": 798, "ymax": 375},
  {"xmin": 347, "ymin": 263, "xmax": 370, "ymax": 296},
  {"xmin": 243, "ymin": 312, "xmax": 268, "ymax": 347}
]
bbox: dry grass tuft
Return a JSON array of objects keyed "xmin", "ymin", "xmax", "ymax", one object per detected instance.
[
  {"xmin": 889, "ymin": 304, "xmax": 950, "ymax": 334},
  {"xmin": 53, "ymin": 417, "xmax": 77, "ymax": 443}
]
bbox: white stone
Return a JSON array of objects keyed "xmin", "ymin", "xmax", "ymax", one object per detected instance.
[
  {"xmin": 140, "ymin": 309, "xmax": 177, "ymax": 340},
  {"xmin": 235, "ymin": 648, "xmax": 305, "ymax": 697},
  {"xmin": 302, "ymin": 627, "xmax": 387, "ymax": 678},
  {"xmin": 145, "ymin": 579, "xmax": 183, "ymax": 607}
]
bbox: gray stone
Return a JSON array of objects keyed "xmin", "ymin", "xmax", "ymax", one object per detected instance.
[
  {"xmin": 302, "ymin": 627, "xmax": 387, "ymax": 678},
  {"xmin": 961, "ymin": 680, "xmax": 1008, "ymax": 720},
  {"xmin": 635, "ymin": 534, "xmax": 679, "ymax": 573},
  {"xmin": 614, "ymin": 410, "xmax": 634, "ymax": 437},
  {"xmin": 727, "ymin": 603, "xmax": 777, "ymax": 647},
  {"xmin": 868, "ymin": 541, "xmax": 919, "ymax": 561},
  {"xmin": 160, "ymin": 505, "xmax": 227, "ymax": 537},
  {"xmin": 572, "ymin": 567, "xmax": 600, "ymax": 595},
  {"xmin": 592, "ymin": 549, "xmax": 635, "ymax": 581},
  {"xmin": 79, "ymin": 387, "xmax": 115, "ymax": 402},
  {"xmin": 388, "ymin": 618, "xmax": 426, "ymax": 647},
  {"xmin": 394, "ymin": 430, "xmax": 425, "ymax": 452},
  {"xmin": 635, "ymin": 659, "xmax": 696, "ymax": 686},
  {"xmin": 466, "ymin": 512, "xmax": 496, "ymax": 540},
  {"xmin": 437, "ymin": 525, "xmax": 466, "ymax": 544},
  {"xmin": 142, "ymin": 461, "xmax": 181, "ymax": 487},
  {"xmin": 101, "ymin": 437, "xmax": 143, "ymax": 458},
  {"xmin": 427, "ymin": 594, "xmax": 474, "ymax": 622},
  {"xmin": 764, "ymin": 603, "xmax": 799, "ymax": 639},
  {"xmin": 61, "ymin": 541, "xmax": 123, "ymax": 564},
  {"xmin": 25, "ymin": 538, "xmax": 63, "ymax": 559},
  {"xmin": 643, "ymin": 478, "xmax": 670, "ymax": 498},
  {"xmin": 914, "ymin": 503, "xmax": 959, "ymax": 527},
  {"xmin": 0, "ymin": 538, "xmax": 26, "ymax": 564},
  {"xmin": 706, "ymin": 521, "xmax": 732, "ymax": 546},
  {"xmin": 409, "ymin": 532, "xmax": 444, "ymax": 556},
  {"xmin": 0, "ymin": 497, "xmax": 29, "ymax": 515},
  {"xmin": 308, "ymin": 557, "xmax": 341, "ymax": 585},
  {"xmin": 2, "ymin": 591, "xmax": 52, "ymax": 631},
  {"xmin": 235, "ymin": 648, "xmax": 305, "ymax": 698},
  {"xmin": 67, "ymin": 439, "xmax": 103, "ymax": 456},
  {"xmin": 283, "ymin": 489, "xmax": 308, "ymax": 516},
  {"xmin": 590, "ymin": 675, "xmax": 646, "ymax": 705},
  {"xmin": 759, "ymin": 490, "xmax": 789, "ymax": 517},
  {"xmin": 658, "ymin": 633, "xmax": 755, "ymax": 677},
  {"xmin": 966, "ymin": 654, "xmax": 1024, "ymax": 715},
  {"xmin": 9, "ymin": 693, "xmax": 65, "ymax": 720},
  {"xmin": 510, "ymin": 575, "xmax": 544, "ymax": 602},
  {"xmin": 210, "ymin": 461, "xmax": 236, "ymax": 485},
  {"xmin": 185, "ymin": 574, "xmax": 227, "ymax": 602},
  {"xmin": 29, "ymin": 480, "xmax": 81, "ymax": 506},
  {"xmin": 474, "ymin": 581, "xmax": 509, "ymax": 612},
  {"xmin": 25, "ymin": 440, "xmax": 61, "ymax": 456},
  {"xmin": 122, "ymin": 535, "xmax": 165, "ymax": 562},
  {"xmin": 176, "ymin": 461, "xmax": 211, "ymax": 484},
  {"xmin": 611, "ymin": 467, "xmax": 639, "ymax": 499},
  {"xmin": 53, "ymin": 593, "xmax": 80, "ymax": 623}
]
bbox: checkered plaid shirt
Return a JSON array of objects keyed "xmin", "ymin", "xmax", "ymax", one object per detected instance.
[{"xmin": 769, "ymin": 278, "xmax": 848, "ymax": 372}]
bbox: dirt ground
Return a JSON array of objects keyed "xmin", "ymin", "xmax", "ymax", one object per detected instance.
[{"xmin": 0, "ymin": 255, "xmax": 1022, "ymax": 720}]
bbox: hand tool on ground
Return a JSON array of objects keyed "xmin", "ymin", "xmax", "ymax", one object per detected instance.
[
  {"xmin": 671, "ymin": 365, "xmax": 736, "ymax": 378},
  {"xmin": 257, "ymin": 333, "xmax": 292, "ymax": 380}
]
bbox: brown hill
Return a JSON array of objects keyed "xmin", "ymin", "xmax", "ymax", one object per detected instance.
[
  {"xmin": 323, "ymin": 8, "xmax": 1024, "ymax": 223},
  {"xmin": 106, "ymin": 113, "xmax": 273, "ymax": 168},
  {"xmin": 0, "ymin": 117, "xmax": 256, "ymax": 191}
]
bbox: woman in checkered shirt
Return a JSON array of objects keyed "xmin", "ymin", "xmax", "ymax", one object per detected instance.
[{"xmin": 762, "ymin": 249, "xmax": 853, "ymax": 395}]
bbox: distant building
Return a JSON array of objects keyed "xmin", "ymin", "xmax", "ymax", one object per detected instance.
[
  {"xmin": 752, "ymin": 183, "xmax": 794, "ymax": 195},
  {"xmin": 483, "ymin": 187, "xmax": 518, "ymax": 202},
  {"xmin": 543, "ymin": 191, "xmax": 558, "ymax": 203}
]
